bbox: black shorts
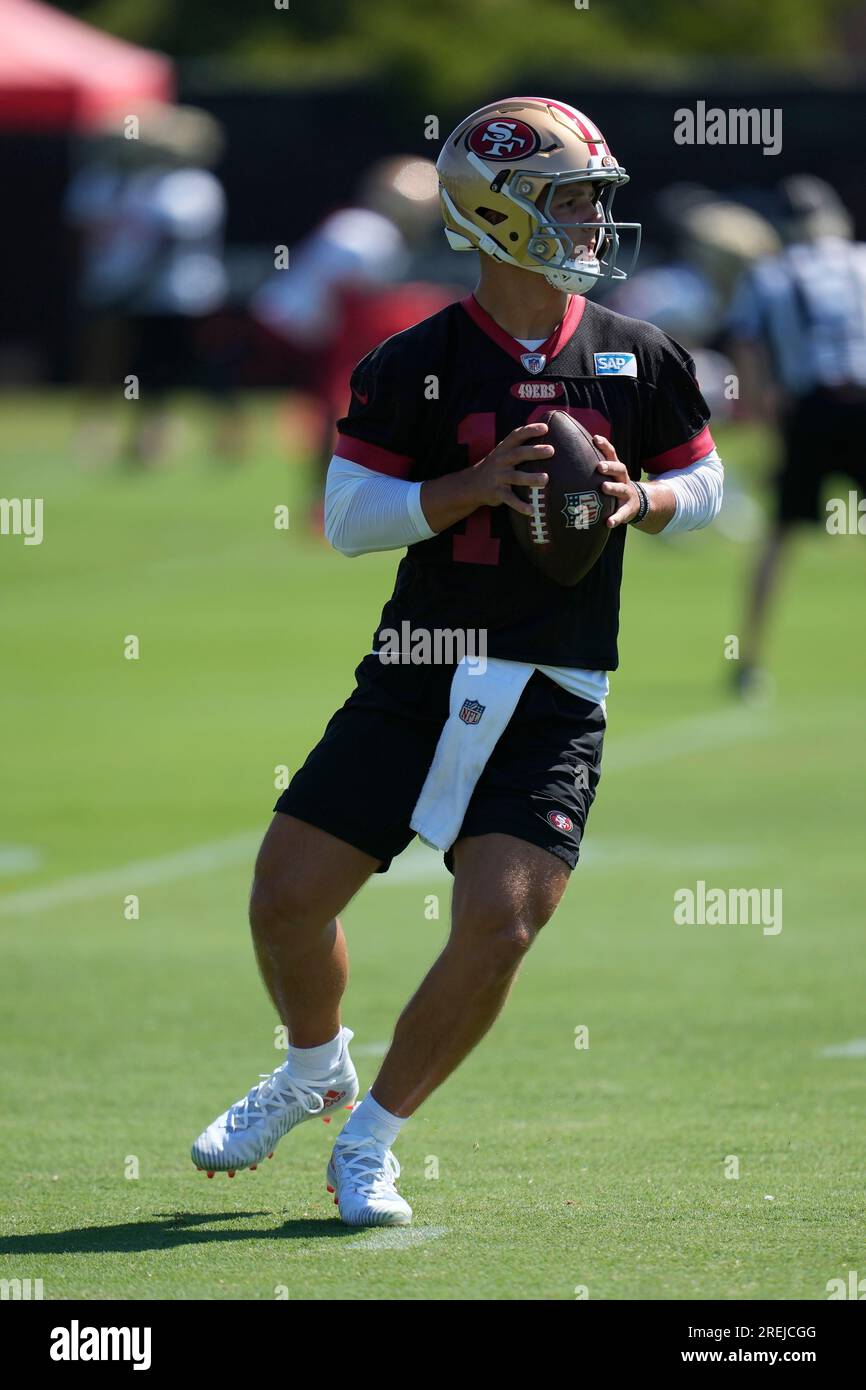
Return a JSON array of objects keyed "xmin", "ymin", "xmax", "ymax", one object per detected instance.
[
  {"xmin": 274, "ymin": 654, "xmax": 606, "ymax": 874},
  {"xmin": 778, "ymin": 388, "xmax": 866, "ymax": 523}
]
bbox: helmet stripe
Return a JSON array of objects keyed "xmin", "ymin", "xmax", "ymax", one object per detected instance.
[
  {"xmin": 500, "ymin": 95, "xmax": 611, "ymax": 157},
  {"xmin": 562, "ymin": 107, "xmax": 609, "ymax": 158}
]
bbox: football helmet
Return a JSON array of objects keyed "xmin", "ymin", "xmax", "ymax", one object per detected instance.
[{"xmin": 436, "ymin": 96, "xmax": 641, "ymax": 295}]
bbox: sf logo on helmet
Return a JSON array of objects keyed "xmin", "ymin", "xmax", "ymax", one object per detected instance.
[{"xmin": 467, "ymin": 119, "xmax": 540, "ymax": 160}]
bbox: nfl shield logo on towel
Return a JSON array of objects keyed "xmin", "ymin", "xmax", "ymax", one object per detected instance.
[
  {"xmin": 520, "ymin": 352, "xmax": 546, "ymax": 375},
  {"xmin": 458, "ymin": 699, "xmax": 485, "ymax": 725}
]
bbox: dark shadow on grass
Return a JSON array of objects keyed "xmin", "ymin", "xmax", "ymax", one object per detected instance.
[{"xmin": 0, "ymin": 1210, "xmax": 358, "ymax": 1257}]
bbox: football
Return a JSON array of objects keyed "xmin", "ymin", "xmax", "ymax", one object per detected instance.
[{"xmin": 509, "ymin": 410, "xmax": 615, "ymax": 586}]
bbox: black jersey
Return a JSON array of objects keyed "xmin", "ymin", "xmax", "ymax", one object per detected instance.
[{"xmin": 335, "ymin": 294, "xmax": 714, "ymax": 669}]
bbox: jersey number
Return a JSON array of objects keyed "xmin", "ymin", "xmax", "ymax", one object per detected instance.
[{"xmin": 451, "ymin": 408, "xmax": 611, "ymax": 565}]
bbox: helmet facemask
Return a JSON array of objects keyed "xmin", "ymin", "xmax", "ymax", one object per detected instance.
[{"xmin": 498, "ymin": 167, "xmax": 641, "ymax": 294}]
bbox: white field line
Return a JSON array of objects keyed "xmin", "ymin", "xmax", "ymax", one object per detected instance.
[
  {"xmin": 0, "ymin": 845, "xmax": 43, "ymax": 876},
  {"xmin": 377, "ymin": 836, "xmax": 760, "ymax": 886},
  {"xmin": 352, "ymin": 1041, "xmax": 390, "ymax": 1057},
  {"xmin": 818, "ymin": 1040, "xmax": 866, "ymax": 1058},
  {"xmin": 0, "ymin": 706, "xmax": 770, "ymax": 918},
  {"xmin": 354, "ymin": 1225, "xmax": 448, "ymax": 1251},
  {"xmin": 0, "ymin": 833, "xmax": 259, "ymax": 918},
  {"xmin": 602, "ymin": 704, "xmax": 770, "ymax": 773}
]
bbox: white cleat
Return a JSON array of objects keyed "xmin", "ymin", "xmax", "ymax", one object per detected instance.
[
  {"xmin": 326, "ymin": 1135, "xmax": 413, "ymax": 1227},
  {"xmin": 191, "ymin": 1027, "xmax": 358, "ymax": 1176}
]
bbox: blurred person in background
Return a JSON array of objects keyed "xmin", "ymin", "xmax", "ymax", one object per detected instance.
[
  {"xmin": 64, "ymin": 120, "xmax": 135, "ymax": 452},
  {"xmin": 606, "ymin": 184, "xmax": 780, "ymax": 419},
  {"xmin": 726, "ymin": 175, "xmax": 866, "ymax": 695},
  {"xmin": 66, "ymin": 103, "xmax": 240, "ymax": 465},
  {"xmin": 607, "ymin": 186, "xmax": 780, "ymax": 544},
  {"xmin": 251, "ymin": 156, "xmax": 463, "ymax": 529}
]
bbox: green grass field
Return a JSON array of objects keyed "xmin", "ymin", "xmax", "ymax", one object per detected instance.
[{"xmin": 1, "ymin": 394, "xmax": 864, "ymax": 1300}]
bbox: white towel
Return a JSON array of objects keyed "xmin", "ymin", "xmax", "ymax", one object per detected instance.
[{"xmin": 410, "ymin": 657, "xmax": 534, "ymax": 852}]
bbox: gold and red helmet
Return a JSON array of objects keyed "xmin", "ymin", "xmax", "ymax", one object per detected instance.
[{"xmin": 436, "ymin": 96, "xmax": 641, "ymax": 294}]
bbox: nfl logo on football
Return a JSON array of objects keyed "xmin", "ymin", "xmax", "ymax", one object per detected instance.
[{"xmin": 562, "ymin": 492, "xmax": 600, "ymax": 530}]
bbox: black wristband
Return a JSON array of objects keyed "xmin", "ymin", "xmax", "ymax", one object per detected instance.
[{"xmin": 630, "ymin": 480, "xmax": 650, "ymax": 525}]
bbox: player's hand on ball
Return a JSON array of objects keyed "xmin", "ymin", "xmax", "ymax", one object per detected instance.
[
  {"xmin": 594, "ymin": 435, "xmax": 641, "ymax": 528},
  {"xmin": 473, "ymin": 422, "xmax": 553, "ymax": 517}
]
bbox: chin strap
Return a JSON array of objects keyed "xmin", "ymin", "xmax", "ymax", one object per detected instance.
[{"xmin": 544, "ymin": 262, "xmax": 604, "ymax": 293}]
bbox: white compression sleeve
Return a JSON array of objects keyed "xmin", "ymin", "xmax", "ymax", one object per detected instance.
[
  {"xmin": 648, "ymin": 449, "xmax": 724, "ymax": 533},
  {"xmin": 324, "ymin": 455, "xmax": 436, "ymax": 557},
  {"xmin": 325, "ymin": 449, "xmax": 723, "ymax": 552}
]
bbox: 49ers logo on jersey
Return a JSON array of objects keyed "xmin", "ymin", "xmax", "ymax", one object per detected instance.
[
  {"xmin": 467, "ymin": 118, "xmax": 540, "ymax": 161},
  {"xmin": 510, "ymin": 381, "xmax": 565, "ymax": 401},
  {"xmin": 547, "ymin": 810, "xmax": 574, "ymax": 833}
]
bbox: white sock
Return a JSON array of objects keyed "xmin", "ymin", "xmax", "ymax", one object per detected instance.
[
  {"xmin": 340, "ymin": 1089, "xmax": 406, "ymax": 1149},
  {"xmin": 287, "ymin": 1029, "xmax": 344, "ymax": 1080}
]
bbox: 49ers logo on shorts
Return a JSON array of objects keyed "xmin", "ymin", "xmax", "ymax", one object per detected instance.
[
  {"xmin": 547, "ymin": 810, "xmax": 574, "ymax": 834},
  {"xmin": 467, "ymin": 118, "xmax": 540, "ymax": 161}
]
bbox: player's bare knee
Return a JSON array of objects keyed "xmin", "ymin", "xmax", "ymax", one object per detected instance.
[
  {"xmin": 248, "ymin": 869, "xmax": 321, "ymax": 940},
  {"xmin": 451, "ymin": 902, "xmax": 540, "ymax": 977},
  {"xmin": 493, "ymin": 918, "xmax": 538, "ymax": 963},
  {"xmin": 482, "ymin": 922, "xmax": 538, "ymax": 982}
]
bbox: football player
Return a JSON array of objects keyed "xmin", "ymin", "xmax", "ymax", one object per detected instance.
[
  {"xmin": 726, "ymin": 175, "xmax": 866, "ymax": 694},
  {"xmin": 192, "ymin": 98, "xmax": 724, "ymax": 1225}
]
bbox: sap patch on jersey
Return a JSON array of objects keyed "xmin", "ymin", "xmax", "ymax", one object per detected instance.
[{"xmin": 594, "ymin": 351, "xmax": 637, "ymax": 376}]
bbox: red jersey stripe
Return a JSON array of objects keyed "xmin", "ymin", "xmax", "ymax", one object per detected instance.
[
  {"xmin": 335, "ymin": 434, "xmax": 413, "ymax": 479},
  {"xmin": 643, "ymin": 425, "xmax": 715, "ymax": 474}
]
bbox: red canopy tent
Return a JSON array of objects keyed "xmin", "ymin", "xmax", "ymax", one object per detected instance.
[{"xmin": 0, "ymin": 0, "xmax": 173, "ymax": 131}]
